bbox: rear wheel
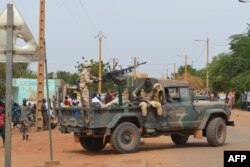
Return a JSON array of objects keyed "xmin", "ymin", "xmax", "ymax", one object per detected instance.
[
  {"xmin": 111, "ymin": 122, "xmax": 140, "ymax": 153},
  {"xmin": 206, "ymin": 117, "xmax": 226, "ymax": 147},
  {"xmin": 79, "ymin": 137, "xmax": 106, "ymax": 152},
  {"xmin": 170, "ymin": 134, "xmax": 189, "ymax": 145}
]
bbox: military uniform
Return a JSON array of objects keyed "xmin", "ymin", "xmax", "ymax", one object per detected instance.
[
  {"xmin": 138, "ymin": 85, "xmax": 163, "ymax": 117},
  {"xmin": 79, "ymin": 61, "xmax": 97, "ymax": 108},
  {"xmin": 134, "ymin": 79, "xmax": 166, "ymax": 127}
]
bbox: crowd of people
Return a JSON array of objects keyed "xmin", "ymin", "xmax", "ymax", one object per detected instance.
[{"xmin": 0, "ymin": 96, "xmax": 57, "ymax": 147}]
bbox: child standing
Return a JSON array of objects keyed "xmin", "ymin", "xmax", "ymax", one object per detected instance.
[
  {"xmin": 20, "ymin": 120, "xmax": 30, "ymax": 141},
  {"xmin": 20, "ymin": 98, "xmax": 31, "ymax": 141},
  {"xmin": 0, "ymin": 106, "xmax": 5, "ymax": 146}
]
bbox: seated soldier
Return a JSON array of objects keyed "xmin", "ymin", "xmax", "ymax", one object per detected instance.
[{"xmin": 133, "ymin": 78, "xmax": 167, "ymax": 127}]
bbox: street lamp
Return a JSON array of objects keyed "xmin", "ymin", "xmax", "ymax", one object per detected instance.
[
  {"xmin": 195, "ymin": 38, "xmax": 209, "ymax": 91},
  {"xmin": 239, "ymin": 0, "xmax": 250, "ymax": 3}
]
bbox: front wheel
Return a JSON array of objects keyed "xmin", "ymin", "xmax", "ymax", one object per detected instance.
[
  {"xmin": 111, "ymin": 122, "xmax": 141, "ymax": 153},
  {"xmin": 170, "ymin": 134, "xmax": 189, "ymax": 145},
  {"xmin": 79, "ymin": 137, "xmax": 106, "ymax": 152},
  {"xmin": 206, "ymin": 117, "xmax": 226, "ymax": 147}
]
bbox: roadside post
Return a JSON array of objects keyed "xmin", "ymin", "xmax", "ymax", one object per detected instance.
[{"xmin": 0, "ymin": 3, "xmax": 42, "ymax": 167}]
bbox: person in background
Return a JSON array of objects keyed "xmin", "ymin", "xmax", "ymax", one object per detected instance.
[
  {"xmin": 72, "ymin": 93, "xmax": 80, "ymax": 107},
  {"xmin": 64, "ymin": 96, "xmax": 71, "ymax": 107},
  {"xmin": 12, "ymin": 102, "xmax": 21, "ymax": 128},
  {"xmin": 20, "ymin": 98, "xmax": 31, "ymax": 141},
  {"xmin": 41, "ymin": 98, "xmax": 49, "ymax": 130},
  {"xmin": 105, "ymin": 92, "xmax": 113, "ymax": 104},
  {"xmin": 228, "ymin": 88, "xmax": 236, "ymax": 109},
  {"xmin": 0, "ymin": 106, "xmax": 5, "ymax": 146}
]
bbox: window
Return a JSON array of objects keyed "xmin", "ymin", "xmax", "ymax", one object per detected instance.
[{"xmin": 179, "ymin": 88, "xmax": 190, "ymax": 102}]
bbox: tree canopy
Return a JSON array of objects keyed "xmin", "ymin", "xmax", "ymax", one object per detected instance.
[{"xmin": 208, "ymin": 26, "xmax": 250, "ymax": 95}]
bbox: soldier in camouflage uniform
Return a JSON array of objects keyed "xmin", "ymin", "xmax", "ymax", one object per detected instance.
[
  {"xmin": 79, "ymin": 61, "xmax": 97, "ymax": 108},
  {"xmin": 134, "ymin": 78, "xmax": 166, "ymax": 127}
]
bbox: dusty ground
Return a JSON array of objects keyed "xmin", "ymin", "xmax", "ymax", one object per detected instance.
[{"xmin": 0, "ymin": 109, "xmax": 249, "ymax": 167}]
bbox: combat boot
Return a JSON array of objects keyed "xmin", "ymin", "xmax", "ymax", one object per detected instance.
[
  {"xmin": 158, "ymin": 116, "xmax": 167, "ymax": 127},
  {"xmin": 25, "ymin": 135, "xmax": 29, "ymax": 141},
  {"xmin": 142, "ymin": 116, "xmax": 150, "ymax": 128},
  {"xmin": 22, "ymin": 135, "xmax": 25, "ymax": 140}
]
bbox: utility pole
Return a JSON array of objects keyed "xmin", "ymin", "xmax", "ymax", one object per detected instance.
[
  {"xmin": 195, "ymin": 38, "xmax": 209, "ymax": 91},
  {"xmin": 166, "ymin": 68, "xmax": 168, "ymax": 79},
  {"xmin": 36, "ymin": 0, "xmax": 45, "ymax": 131},
  {"xmin": 133, "ymin": 57, "xmax": 137, "ymax": 78},
  {"xmin": 184, "ymin": 55, "xmax": 187, "ymax": 81},
  {"xmin": 95, "ymin": 32, "xmax": 105, "ymax": 94},
  {"xmin": 173, "ymin": 63, "xmax": 176, "ymax": 80},
  {"xmin": 206, "ymin": 38, "xmax": 209, "ymax": 91}
]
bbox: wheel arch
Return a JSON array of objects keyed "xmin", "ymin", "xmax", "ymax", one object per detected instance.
[
  {"xmin": 198, "ymin": 109, "xmax": 228, "ymax": 130},
  {"xmin": 104, "ymin": 113, "xmax": 142, "ymax": 136}
]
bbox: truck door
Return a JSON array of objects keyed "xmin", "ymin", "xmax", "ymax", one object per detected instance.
[{"xmin": 165, "ymin": 87, "xmax": 198, "ymax": 129}]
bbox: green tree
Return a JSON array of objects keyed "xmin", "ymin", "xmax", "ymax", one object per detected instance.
[
  {"xmin": 177, "ymin": 65, "xmax": 197, "ymax": 76},
  {"xmin": 0, "ymin": 63, "xmax": 36, "ymax": 95},
  {"xmin": 208, "ymin": 25, "xmax": 250, "ymax": 101}
]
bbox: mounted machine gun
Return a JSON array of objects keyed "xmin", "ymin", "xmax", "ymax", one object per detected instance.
[{"xmin": 102, "ymin": 61, "xmax": 146, "ymax": 105}]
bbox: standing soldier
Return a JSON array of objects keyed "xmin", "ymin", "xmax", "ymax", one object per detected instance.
[{"xmin": 79, "ymin": 61, "xmax": 97, "ymax": 108}]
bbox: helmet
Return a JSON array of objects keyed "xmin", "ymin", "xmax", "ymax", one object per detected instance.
[{"xmin": 83, "ymin": 61, "xmax": 92, "ymax": 68}]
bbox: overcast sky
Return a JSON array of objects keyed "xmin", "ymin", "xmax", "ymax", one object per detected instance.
[{"xmin": 0, "ymin": 0, "xmax": 250, "ymax": 78}]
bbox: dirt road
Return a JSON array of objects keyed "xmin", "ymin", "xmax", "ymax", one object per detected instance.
[{"xmin": 0, "ymin": 109, "xmax": 250, "ymax": 167}]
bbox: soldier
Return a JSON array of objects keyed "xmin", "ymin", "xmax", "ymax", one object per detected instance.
[
  {"xmin": 79, "ymin": 61, "xmax": 97, "ymax": 108},
  {"xmin": 133, "ymin": 78, "xmax": 167, "ymax": 127}
]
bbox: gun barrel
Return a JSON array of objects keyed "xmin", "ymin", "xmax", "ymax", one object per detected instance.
[{"xmin": 102, "ymin": 61, "xmax": 147, "ymax": 83}]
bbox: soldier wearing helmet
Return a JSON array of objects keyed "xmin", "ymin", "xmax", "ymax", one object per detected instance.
[{"xmin": 79, "ymin": 61, "xmax": 97, "ymax": 107}]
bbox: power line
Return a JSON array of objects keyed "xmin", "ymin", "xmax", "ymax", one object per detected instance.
[
  {"xmin": 77, "ymin": 0, "xmax": 100, "ymax": 31},
  {"xmin": 194, "ymin": 43, "xmax": 206, "ymax": 63},
  {"xmin": 59, "ymin": 0, "xmax": 89, "ymax": 32}
]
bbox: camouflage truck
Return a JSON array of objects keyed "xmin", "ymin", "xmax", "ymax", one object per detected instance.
[{"xmin": 58, "ymin": 78, "xmax": 234, "ymax": 153}]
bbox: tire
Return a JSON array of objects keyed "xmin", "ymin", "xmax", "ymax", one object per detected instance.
[
  {"xmin": 79, "ymin": 137, "xmax": 106, "ymax": 152},
  {"xmin": 206, "ymin": 117, "xmax": 226, "ymax": 147},
  {"xmin": 111, "ymin": 122, "xmax": 141, "ymax": 153},
  {"xmin": 170, "ymin": 134, "xmax": 189, "ymax": 145}
]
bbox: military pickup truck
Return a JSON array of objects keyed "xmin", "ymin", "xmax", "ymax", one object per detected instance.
[{"xmin": 58, "ymin": 78, "xmax": 234, "ymax": 153}]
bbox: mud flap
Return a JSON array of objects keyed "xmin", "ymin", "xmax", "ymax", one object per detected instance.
[
  {"xmin": 226, "ymin": 120, "xmax": 235, "ymax": 126},
  {"xmin": 193, "ymin": 129, "xmax": 203, "ymax": 139}
]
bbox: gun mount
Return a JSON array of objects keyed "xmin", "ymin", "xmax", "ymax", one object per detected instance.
[
  {"xmin": 102, "ymin": 61, "xmax": 146, "ymax": 105},
  {"xmin": 102, "ymin": 61, "xmax": 146, "ymax": 85}
]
